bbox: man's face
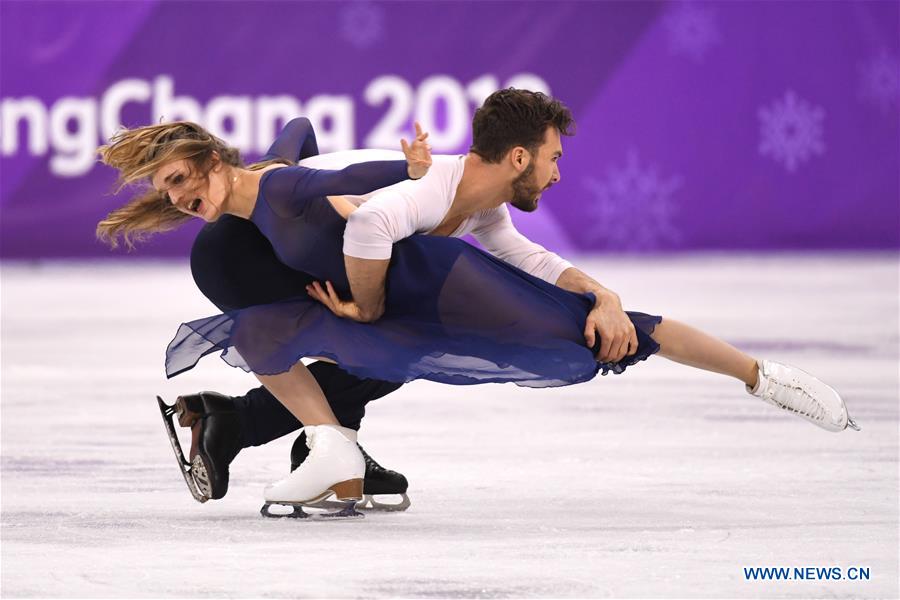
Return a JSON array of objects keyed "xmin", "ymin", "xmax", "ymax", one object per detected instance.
[{"xmin": 510, "ymin": 127, "xmax": 563, "ymax": 212}]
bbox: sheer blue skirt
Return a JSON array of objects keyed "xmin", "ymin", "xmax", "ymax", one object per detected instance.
[{"xmin": 165, "ymin": 235, "xmax": 662, "ymax": 387}]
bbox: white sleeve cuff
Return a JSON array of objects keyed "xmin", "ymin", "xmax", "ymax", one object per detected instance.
[
  {"xmin": 343, "ymin": 206, "xmax": 397, "ymax": 260},
  {"xmin": 545, "ymin": 258, "xmax": 575, "ymax": 285},
  {"xmin": 342, "ymin": 237, "xmax": 393, "ymax": 260}
]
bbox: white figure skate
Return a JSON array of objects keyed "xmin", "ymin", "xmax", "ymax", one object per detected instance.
[
  {"xmin": 261, "ymin": 424, "xmax": 366, "ymax": 520},
  {"xmin": 747, "ymin": 360, "xmax": 859, "ymax": 432}
]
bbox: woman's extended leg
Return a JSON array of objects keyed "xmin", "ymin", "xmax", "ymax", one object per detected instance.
[
  {"xmin": 648, "ymin": 318, "xmax": 857, "ymax": 432},
  {"xmin": 650, "ymin": 319, "xmax": 759, "ymax": 387}
]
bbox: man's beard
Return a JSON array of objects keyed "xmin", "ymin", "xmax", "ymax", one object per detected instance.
[{"xmin": 510, "ymin": 162, "xmax": 543, "ymax": 212}]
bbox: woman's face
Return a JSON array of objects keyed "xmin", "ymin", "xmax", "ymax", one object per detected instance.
[{"xmin": 152, "ymin": 157, "xmax": 232, "ymax": 222}]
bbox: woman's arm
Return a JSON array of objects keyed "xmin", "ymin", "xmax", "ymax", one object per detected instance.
[
  {"xmin": 265, "ymin": 162, "xmax": 413, "ymax": 218},
  {"xmin": 262, "ymin": 117, "xmax": 320, "ymax": 162},
  {"xmin": 266, "ymin": 128, "xmax": 431, "ymax": 218}
]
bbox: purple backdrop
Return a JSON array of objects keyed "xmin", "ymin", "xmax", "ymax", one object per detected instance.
[{"xmin": 1, "ymin": 0, "xmax": 897, "ymax": 258}]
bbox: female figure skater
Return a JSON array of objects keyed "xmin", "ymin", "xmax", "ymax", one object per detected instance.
[{"xmin": 98, "ymin": 101, "xmax": 856, "ymax": 517}]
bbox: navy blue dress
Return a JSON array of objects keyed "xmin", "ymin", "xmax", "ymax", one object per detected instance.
[{"xmin": 165, "ymin": 123, "xmax": 662, "ymax": 387}]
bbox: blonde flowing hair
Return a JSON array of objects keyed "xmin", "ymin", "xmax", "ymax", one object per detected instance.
[{"xmin": 97, "ymin": 121, "xmax": 286, "ymax": 249}]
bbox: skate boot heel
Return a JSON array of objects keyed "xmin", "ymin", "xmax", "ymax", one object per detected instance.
[
  {"xmin": 329, "ymin": 478, "xmax": 364, "ymax": 501},
  {"xmin": 175, "ymin": 392, "xmax": 235, "ymax": 428},
  {"xmin": 174, "ymin": 395, "xmax": 203, "ymax": 428}
]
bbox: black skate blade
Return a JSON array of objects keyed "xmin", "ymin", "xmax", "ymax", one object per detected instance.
[
  {"xmin": 357, "ymin": 493, "xmax": 411, "ymax": 512},
  {"xmin": 260, "ymin": 501, "xmax": 364, "ymax": 521},
  {"xmin": 157, "ymin": 396, "xmax": 209, "ymax": 503}
]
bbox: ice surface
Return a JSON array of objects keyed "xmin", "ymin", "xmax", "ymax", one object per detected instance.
[{"xmin": 2, "ymin": 255, "xmax": 898, "ymax": 598}]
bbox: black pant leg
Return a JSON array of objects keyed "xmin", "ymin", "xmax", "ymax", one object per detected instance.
[
  {"xmin": 305, "ymin": 362, "xmax": 403, "ymax": 432},
  {"xmin": 234, "ymin": 362, "xmax": 403, "ymax": 448}
]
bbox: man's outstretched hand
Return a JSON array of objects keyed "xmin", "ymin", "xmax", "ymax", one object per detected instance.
[{"xmin": 584, "ymin": 292, "xmax": 638, "ymax": 363}]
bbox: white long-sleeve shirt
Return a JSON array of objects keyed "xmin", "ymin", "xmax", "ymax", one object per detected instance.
[{"xmin": 298, "ymin": 151, "xmax": 573, "ymax": 284}]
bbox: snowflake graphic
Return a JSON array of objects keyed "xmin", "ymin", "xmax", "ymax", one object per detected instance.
[
  {"xmin": 858, "ymin": 52, "xmax": 900, "ymax": 114},
  {"xmin": 339, "ymin": 1, "xmax": 385, "ymax": 49},
  {"xmin": 582, "ymin": 151, "xmax": 683, "ymax": 251},
  {"xmin": 663, "ymin": 2, "xmax": 721, "ymax": 62},
  {"xmin": 758, "ymin": 90, "xmax": 826, "ymax": 173}
]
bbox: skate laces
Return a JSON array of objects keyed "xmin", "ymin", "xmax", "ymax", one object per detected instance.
[
  {"xmin": 267, "ymin": 429, "xmax": 317, "ymax": 490},
  {"xmin": 358, "ymin": 445, "xmax": 383, "ymax": 473},
  {"xmin": 303, "ymin": 427, "xmax": 318, "ymax": 457},
  {"xmin": 763, "ymin": 375, "xmax": 827, "ymax": 423}
]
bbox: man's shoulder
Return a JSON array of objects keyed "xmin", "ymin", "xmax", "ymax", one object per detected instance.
[
  {"xmin": 412, "ymin": 154, "xmax": 464, "ymax": 192},
  {"xmin": 431, "ymin": 154, "xmax": 465, "ymax": 174},
  {"xmin": 432, "ymin": 154, "xmax": 465, "ymax": 166}
]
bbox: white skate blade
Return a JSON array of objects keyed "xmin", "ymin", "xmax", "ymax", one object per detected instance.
[
  {"xmin": 260, "ymin": 499, "xmax": 363, "ymax": 521},
  {"xmin": 357, "ymin": 493, "xmax": 411, "ymax": 512},
  {"xmin": 310, "ymin": 493, "xmax": 411, "ymax": 512}
]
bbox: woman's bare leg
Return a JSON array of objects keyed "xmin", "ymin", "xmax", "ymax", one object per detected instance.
[
  {"xmin": 256, "ymin": 361, "xmax": 340, "ymax": 426},
  {"xmin": 651, "ymin": 319, "xmax": 759, "ymax": 388}
]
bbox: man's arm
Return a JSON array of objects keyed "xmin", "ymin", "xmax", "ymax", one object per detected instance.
[
  {"xmin": 329, "ymin": 165, "xmax": 451, "ymax": 322},
  {"xmin": 342, "ymin": 256, "xmax": 390, "ymax": 321},
  {"xmin": 336, "ymin": 180, "xmax": 434, "ymax": 322},
  {"xmin": 306, "ymin": 182, "xmax": 428, "ymax": 322},
  {"xmin": 469, "ymin": 205, "xmax": 573, "ymax": 284},
  {"xmin": 471, "ymin": 207, "xmax": 638, "ymax": 363},
  {"xmin": 556, "ymin": 266, "xmax": 638, "ymax": 363}
]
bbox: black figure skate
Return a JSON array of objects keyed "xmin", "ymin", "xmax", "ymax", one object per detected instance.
[{"xmin": 156, "ymin": 392, "xmax": 241, "ymax": 503}]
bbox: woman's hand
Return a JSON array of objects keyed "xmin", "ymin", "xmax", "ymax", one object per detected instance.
[
  {"xmin": 306, "ymin": 281, "xmax": 383, "ymax": 323},
  {"xmin": 401, "ymin": 122, "xmax": 432, "ymax": 180}
]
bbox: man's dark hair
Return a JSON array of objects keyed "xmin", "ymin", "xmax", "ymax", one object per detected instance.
[{"xmin": 470, "ymin": 88, "xmax": 575, "ymax": 164}]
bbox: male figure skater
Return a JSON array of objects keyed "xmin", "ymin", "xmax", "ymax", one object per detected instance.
[{"xmin": 169, "ymin": 89, "xmax": 855, "ymax": 509}]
